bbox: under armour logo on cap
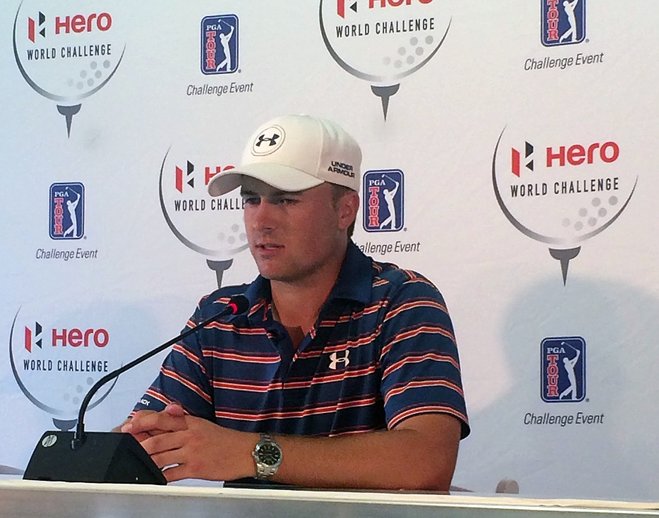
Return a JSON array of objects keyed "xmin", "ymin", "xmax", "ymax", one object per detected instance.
[
  {"xmin": 255, "ymin": 134, "xmax": 280, "ymax": 148},
  {"xmin": 207, "ymin": 114, "xmax": 362, "ymax": 197},
  {"xmin": 252, "ymin": 125, "xmax": 285, "ymax": 156}
]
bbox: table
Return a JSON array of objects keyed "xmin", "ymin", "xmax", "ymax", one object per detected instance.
[{"xmin": 1, "ymin": 478, "xmax": 658, "ymax": 518}]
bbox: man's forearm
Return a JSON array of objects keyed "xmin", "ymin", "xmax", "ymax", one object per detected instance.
[
  {"xmin": 269, "ymin": 414, "xmax": 460, "ymax": 491},
  {"xmin": 127, "ymin": 406, "xmax": 461, "ymax": 489}
]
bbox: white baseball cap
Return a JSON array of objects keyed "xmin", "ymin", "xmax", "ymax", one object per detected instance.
[{"xmin": 208, "ymin": 114, "xmax": 362, "ymax": 196}]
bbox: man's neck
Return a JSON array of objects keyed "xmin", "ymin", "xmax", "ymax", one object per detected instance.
[{"xmin": 269, "ymin": 245, "xmax": 348, "ymax": 333}]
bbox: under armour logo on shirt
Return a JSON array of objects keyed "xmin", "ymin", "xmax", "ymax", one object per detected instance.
[{"xmin": 329, "ymin": 350, "xmax": 350, "ymax": 370}]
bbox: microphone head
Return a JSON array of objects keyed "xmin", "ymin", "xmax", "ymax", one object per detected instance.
[{"xmin": 227, "ymin": 295, "xmax": 250, "ymax": 315}]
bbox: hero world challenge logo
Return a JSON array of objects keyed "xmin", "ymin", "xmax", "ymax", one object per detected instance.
[
  {"xmin": 159, "ymin": 146, "xmax": 248, "ymax": 288},
  {"xmin": 9, "ymin": 308, "xmax": 116, "ymax": 428},
  {"xmin": 541, "ymin": 0, "xmax": 586, "ymax": 47},
  {"xmin": 49, "ymin": 182, "xmax": 84, "ymax": 240},
  {"xmin": 541, "ymin": 337, "xmax": 585, "ymax": 403},
  {"xmin": 201, "ymin": 14, "xmax": 239, "ymax": 75},
  {"xmin": 492, "ymin": 128, "xmax": 638, "ymax": 284},
  {"xmin": 13, "ymin": 1, "xmax": 126, "ymax": 136},
  {"xmin": 363, "ymin": 169, "xmax": 404, "ymax": 232},
  {"xmin": 319, "ymin": 0, "xmax": 451, "ymax": 119}
]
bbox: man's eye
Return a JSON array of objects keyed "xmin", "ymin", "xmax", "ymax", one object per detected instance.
[
  {"xmin": 278, "ymin": 198, "xmax": 297, "ymax": 205},
  {"xmin": 243, "ymin": 197, "xmax": 260, "ymax": 205}
]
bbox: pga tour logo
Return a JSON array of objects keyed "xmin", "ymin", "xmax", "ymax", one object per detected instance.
[
  {"xmin": 201, "ymin": 14, "xmax": 239, "ymax": 75},
  {"xmin": 541, "ymin": 0, "xmax": 586, "ymax": 47},
  {"xmin": 363, "ymin": 169, "xmax": 404, "ymax": 232},
  {"xmin": 49, "ymin": 182, "xmax": 84, "ymax": 240},
  {"xmin": 541, "ymin": 336, "xmax": 586, "ymax": 403}
]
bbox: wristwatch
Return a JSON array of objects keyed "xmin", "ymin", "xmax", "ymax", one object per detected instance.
[{"xmin": 252, "ymin": 433, "xmax": 283, "ymax": 480}]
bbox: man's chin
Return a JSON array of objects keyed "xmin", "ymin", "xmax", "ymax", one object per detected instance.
[
  {"xmin": 256, "ymin": 268, "xmax": 302, "ymax": 284},
  {"xmin": 258, "ymin": 271, "xmax": 289, "ymax": 282}
]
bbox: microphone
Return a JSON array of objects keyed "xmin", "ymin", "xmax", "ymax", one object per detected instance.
[{"xmin": 23, "ymin": 295, "xmax": 249, "ymax": 484}]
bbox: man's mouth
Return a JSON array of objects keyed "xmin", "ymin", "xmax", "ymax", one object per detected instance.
[{"xmin": 256, "ymin": 243, "xmax": 283, "ymax": 250}]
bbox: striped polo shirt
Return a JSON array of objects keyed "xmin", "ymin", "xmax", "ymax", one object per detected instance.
[{"xmin": 134, "ymin": 242, "xmax": 469, "ymax": 439}]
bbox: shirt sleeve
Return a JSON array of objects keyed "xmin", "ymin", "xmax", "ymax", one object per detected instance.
[
  {"xmin": 379, "ymin": 273, "xmax": 470, "ymax": 438},
  {"xmin": 131, "ymin": 302, "xmax": 216, "ymax": 420}
]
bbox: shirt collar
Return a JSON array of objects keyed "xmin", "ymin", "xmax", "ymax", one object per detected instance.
[
  {"xmin": 243, "ymin": 240, "xmax": 372, "ymax": 315},
  {"xmin": 328, "ymin": 240, "xmax": 372, "ymax": 306}
]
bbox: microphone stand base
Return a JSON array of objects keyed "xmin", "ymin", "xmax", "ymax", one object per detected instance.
[{"xmin": 24, "ymin": 431, "xmax": 166, "ymax": 485}]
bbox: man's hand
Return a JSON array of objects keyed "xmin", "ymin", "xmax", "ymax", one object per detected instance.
[
  {"xmin": 122, "ymin": 408, "xmax": 461, "ymax": 489},
  {"xmin": 122, "ymin": 404, "xmax": 257, "ymax": 482}
]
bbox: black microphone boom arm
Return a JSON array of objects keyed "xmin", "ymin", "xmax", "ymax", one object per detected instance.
[{"xmin": 23, "ymin": 295, "xmax": 248, "ymax": 485}]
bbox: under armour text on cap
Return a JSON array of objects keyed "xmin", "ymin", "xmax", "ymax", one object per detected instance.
[{"xmin": 207, "ymin": 114, "xmax": 362, "ymax": 196}]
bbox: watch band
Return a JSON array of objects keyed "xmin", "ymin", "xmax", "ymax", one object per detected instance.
[{"xmin": 252, "ymin": 432, "xmax": 282, "ymax": 480}]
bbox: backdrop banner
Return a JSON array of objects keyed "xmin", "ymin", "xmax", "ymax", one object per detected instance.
[{"xmin": 1, "ymin": 0, "xmax": 657, "ymax": 500}]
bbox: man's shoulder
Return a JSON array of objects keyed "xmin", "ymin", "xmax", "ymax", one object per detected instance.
[
  {"xmin": 197, "ymin": 282, "xmax": 253, "ymax": 313},
  {"xmin": 371, "ymin": 259, "xmax": 441, "ymax": 296}
]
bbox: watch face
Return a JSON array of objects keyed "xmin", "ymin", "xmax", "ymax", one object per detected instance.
[{"xmin": 258, "ymin": 443, "xmax": 281, "ymax": 466}]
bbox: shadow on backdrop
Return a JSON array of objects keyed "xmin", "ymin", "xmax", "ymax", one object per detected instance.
[{"xmin": 455, "ymin": 275, "xmax": 659, "ymax": 500}]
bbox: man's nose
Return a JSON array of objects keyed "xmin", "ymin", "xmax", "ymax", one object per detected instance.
[{"xmin": 249, "ymin": 200, "xmax": 277, "ymax": 231}]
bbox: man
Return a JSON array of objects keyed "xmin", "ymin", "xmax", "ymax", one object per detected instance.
[{"xmin": 123, "ymin": 115, "xmax": 469, "ymax": 490}]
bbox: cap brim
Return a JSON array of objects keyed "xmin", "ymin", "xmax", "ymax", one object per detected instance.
[{"xmin": 208, "ymin": 163, "xmax": 325, "ymax": 197}]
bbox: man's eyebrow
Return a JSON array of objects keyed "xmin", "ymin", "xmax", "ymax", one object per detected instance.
[{"xmin": 240, "ymin": 188, "xmax": 300, "ymax": 197}]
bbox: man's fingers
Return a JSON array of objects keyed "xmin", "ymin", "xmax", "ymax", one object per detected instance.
[
  {"xmin": 141, "ymin": 430, "xmax": 187, "ymax": 457},
  {"xmin": 164, "ymin": 403, "xmax": 186, "ymax": 417},
  {"xmin": 126, "ymin": 410, "xmax": 188, "ymax": 435},
  {"xmin": 149, "ymin": 448, "xmax": 184, "ymax": 471},
  {"xmin": 131, "ymin": 431, "xmax": 152, "ymax": 443},
  {"xmin": 144, "ymin": 432, "xmax": 197, "ymax": 481},
  {"xmin": 161, "ymin": 464, "xmax": 188, "ymax": 483}
]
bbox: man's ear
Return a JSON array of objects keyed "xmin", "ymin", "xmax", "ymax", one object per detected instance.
[{"xmin": 337, "ymin": 191, "xmax": 360, "ymax": 231}]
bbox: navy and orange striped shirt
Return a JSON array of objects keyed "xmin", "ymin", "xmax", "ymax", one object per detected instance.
[{"xmin": 135, "ymin": 242, "xmax": 469, "ymax": 439}]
